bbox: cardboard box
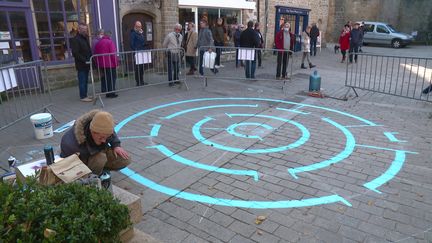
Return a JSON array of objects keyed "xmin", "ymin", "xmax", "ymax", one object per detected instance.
[{"xmin": 16, "ymin": 154, "xmax": 91, "ymax": 184}]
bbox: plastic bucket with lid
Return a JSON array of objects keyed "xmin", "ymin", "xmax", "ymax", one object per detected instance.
[{"xmin": 30, "ymin": 113, "xmax": 53, "ymax": 139}]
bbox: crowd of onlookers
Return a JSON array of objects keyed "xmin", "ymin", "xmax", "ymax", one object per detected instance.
[{"xmin": 69, "ymin": 19, "xmax": 323, "ymax": 101}]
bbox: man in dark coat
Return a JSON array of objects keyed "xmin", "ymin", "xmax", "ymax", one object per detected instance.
[
  {"xmin": 239, "ymin": 21, "xmax": 260, "ymax": 79},
  {"xmin": 60, "ymin": 110, "xmax": 130, "ymax": 175},
  {"xmin": 130, "ymin": 21, "xmax": 148, "ymax": 86},
  {"xmin": 70, "ymin": 23, "xmax": 92, "ymax": 102},
  {"xmin": 310, "ymin": 23, "xmax": 320, "ymax": 56},
  {"xmin": 349, "ymin": 22, "xmax": 362, "ymax": 63}
]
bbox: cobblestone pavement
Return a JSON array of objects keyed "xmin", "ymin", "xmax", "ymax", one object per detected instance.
[{"xmin": 1, "ymin": 45, "xmax": 431, "ymax": 242}]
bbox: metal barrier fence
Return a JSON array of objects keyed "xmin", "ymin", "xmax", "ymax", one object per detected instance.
[
  {"xmin": 198, "ymin": 46, "xmax": 295, "ymax": 91},
  {"xmin": 0, "ymin": 60, "xmax": 54, "ymax": 131},
  {"xmin": 90, "ymin": 48, "xmax": 188, "ymax": 107},
  {"xmin": 344, "ymin": 53, "xmax": 432, "ymax": 102}
]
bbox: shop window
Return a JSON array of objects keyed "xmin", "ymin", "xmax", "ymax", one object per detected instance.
[
  {"xmin": 220, "ymin": 9, "xmax": 240, "ymax": 46},
  {"xmin": 0, "ymin": 10, "xmax": 33, "ymax": 64},
  {"xmin": 179, "ymin": 8, "xmax": 195, "ymax": 31},
  {"xmin": 32, "ymin": 0, "xmax": 93, "ymax": 62}
]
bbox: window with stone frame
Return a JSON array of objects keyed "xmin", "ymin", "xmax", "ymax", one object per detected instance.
[{"xmin": 32, "ymin": 0, "xmax": 93, "ymax": 62}]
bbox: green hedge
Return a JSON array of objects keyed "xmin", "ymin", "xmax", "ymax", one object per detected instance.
[{"xmin": 0, "ymin": 178, "xmax": 131, "ymax": 243}]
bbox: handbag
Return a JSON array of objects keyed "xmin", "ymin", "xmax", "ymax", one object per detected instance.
[{"xmin": 202, "ymin": 51, "xmax": 216, "ymax": 68}]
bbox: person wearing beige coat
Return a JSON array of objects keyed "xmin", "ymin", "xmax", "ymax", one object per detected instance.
[{"xmin": 184, "ymin": 23, "xmax": 198, "ymax": 75}]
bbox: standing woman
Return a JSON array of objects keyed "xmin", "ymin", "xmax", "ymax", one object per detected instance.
[
  {"xmin": 300, "ymin": 25, "xmax": 316, "ymax": 69},
  {"xmin": 339, "ymin": 24, "xmax": 351, "ymax": 63}
]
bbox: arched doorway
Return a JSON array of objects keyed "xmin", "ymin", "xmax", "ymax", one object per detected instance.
[{"xmin": 122, "ymin": 13, "xmax": 154, "ymax": 51}]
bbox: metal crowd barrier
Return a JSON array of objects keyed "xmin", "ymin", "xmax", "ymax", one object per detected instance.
[
  {"xmin": 344, "ymin": 53, "xmax": 432, "ymax": 102},
  {"xmin": 198, "ymin": 46, "xmax": 295, "ymax": 91},
  {"xmin": 89, "ymin": 47, "xmax": 188, "ymax": 107},
  {"xmin": 0, "ymin": 60, "xmax": 54, "ymax": 131}
]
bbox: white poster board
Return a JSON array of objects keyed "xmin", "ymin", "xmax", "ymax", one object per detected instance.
[
  {"xmin": 238, "ymin": 49, "xmax": 255, "ymax": 61},
  {"xmin": 135, "ymin": 51, "xmax": 152, "ymax": 64},
  {"xmin": 0, "ymin": 42, "xmax": 10, "ymax": 49},
  {"xmin": 0, "ymin": 68, "xmax": 17, "ymax": 92}
]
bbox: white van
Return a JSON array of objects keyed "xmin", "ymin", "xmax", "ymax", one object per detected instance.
[{"xmin": 359, "ymin": 21, "xmax": 413, "ymax": 48}]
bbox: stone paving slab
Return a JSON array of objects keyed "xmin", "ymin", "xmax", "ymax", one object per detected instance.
[{"xmin": 1, "ymin": 45, "xmax": 431, "ymax": 242}]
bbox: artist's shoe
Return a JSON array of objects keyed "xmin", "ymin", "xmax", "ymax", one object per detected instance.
[
  {"xmin": 309, "ymin": 63, "xmax": 316, "ymax": 68},
  {"xmin": 301, "ymin": 64, "xmax": 307, "ymax": 69}
]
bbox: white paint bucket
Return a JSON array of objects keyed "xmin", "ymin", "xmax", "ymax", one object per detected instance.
[{"xmin": 30, "ymin": 113, "xmax": 53, "ymax": 139}]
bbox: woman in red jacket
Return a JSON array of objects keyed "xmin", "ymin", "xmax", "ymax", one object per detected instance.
[
  {"xmin": 94, "ymin": 31, "xmax": 119, "ymax": 98},
  {"xmin": 338, "ymin": 24, "xmax": 351, "ymax": 63}
]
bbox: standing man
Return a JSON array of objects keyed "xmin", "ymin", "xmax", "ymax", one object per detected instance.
[
  {"xmin": 349, "ymin": 22, "xmax": 362, "ymax": 63},
  {"xmin": 310, "ymin": 23, "xmax": 320, "ymax": 56},
  {"xmin": 254, "ymin": 22, "xmax": 264, "ymax": 68},
  {"xmin": 70, "ymin": 23, "xmax": 92, "ymax": 102},
  {"xmin": 239, "ymin": 21, "xmax": 260, "ymax": 79},
  {"xmin": 359, "ymin": 22, "xmax": 365, "ymax": 52},
  {"xmin": 60, "ymin": 110, "xmax": 130, "ymax": 175},
  {"xmin": 94, "ymin": 30, "xmax": 119, "ymax": 98},
  {"xmin": 213, "ymin": 18, "xmax": 225, "ymax": 68},
  {"xmin": 197, "ymin": 20, "xmax": 215, "ymax": 75},
  {"xmin": 163, "ymin": 23, "xmax": 183, "ymax": 86},
  {"xmin": 130, "ymin": 21, "xmax": 148, "ymax": 86},
  {"xmin": 274, "ymin": 22, "xmax": 295, "ymax": 80},
  {"xmin": 184, "ymin": 23, "xmax": 198, "ymax": 75}
]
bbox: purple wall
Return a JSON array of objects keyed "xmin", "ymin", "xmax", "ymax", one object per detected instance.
[{"xmin": 98, "ymin": 0, "xmax": 120, "ymax": 51}]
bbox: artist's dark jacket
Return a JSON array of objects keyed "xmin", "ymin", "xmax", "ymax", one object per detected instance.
[
  {"xmin": 70, "ymin": 33, "xmax": 92, "ymax": 71},
  {"xmin": 60, "ymin": 110, "xmax": 121, "ymax": 163}
]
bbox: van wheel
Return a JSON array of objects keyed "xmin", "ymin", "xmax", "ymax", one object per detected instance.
[{"xmin": 391, "ymin": 39, "xmax": 402, "ymax": 48}]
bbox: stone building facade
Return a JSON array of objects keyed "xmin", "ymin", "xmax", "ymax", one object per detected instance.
[
  {"xmin": 118, "ymin": 0, "xmax": 178, "ymax": 51},
  {"xmin": 256, "ymin": 0, "xmax": 330, "ymax": 49}
]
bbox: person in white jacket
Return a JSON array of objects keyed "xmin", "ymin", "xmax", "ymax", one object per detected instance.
[{"xmin": 301, "ymin": 26, "xmax": 316, "ymax": 69}]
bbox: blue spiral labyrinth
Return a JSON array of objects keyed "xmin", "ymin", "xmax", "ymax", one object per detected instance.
[{"xmin": 116, "ymin": 98, "xmax": 418, "ymax": 208}]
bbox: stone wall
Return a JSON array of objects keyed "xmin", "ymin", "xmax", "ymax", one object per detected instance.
[
  {"xmin": 45, "ymin": 64, "xmax": 77, "ymax": 91},
  {"xmin": 257, "ymin": 0, "xmax": 330, "ymax": 49},
  {"xmin": 326, "ymin": 0, "xmax": 432, "ymax": 43},
  {"xmin": 390, "ymin": 0, "xmax": 432, "ymax": 43}
]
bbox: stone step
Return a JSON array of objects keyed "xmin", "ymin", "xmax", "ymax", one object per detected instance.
[
  {"xmin": 112, "ymin": 185, "xmax": 163, "ymax": 243},
  {"xmin": 112, "ymin": 185, "xmax": 142, "ymax": 224}
]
